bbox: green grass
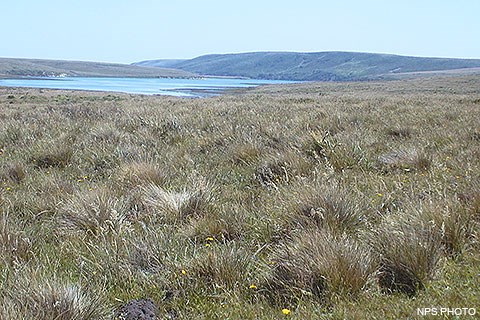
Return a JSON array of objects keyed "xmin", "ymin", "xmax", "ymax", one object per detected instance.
[{"xmin": 0, "ymin": 75, "xmax": 479, "ymax": 319}]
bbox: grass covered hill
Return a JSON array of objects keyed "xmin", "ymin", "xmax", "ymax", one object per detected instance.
[
  {"xmin": 0, "ymin": 75, "xmax": 479, "ymax": 319},
  {"xmin": 135, "ymin": 51, "xmax": 480, "ymax": 81},
  {"xmin": 0, "ymin": 57, "xmax": 195, "ymax": 78}
]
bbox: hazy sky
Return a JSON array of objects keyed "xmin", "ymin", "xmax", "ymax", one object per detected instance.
[{"xmin": 1, "ymin": 0, "xmax": 479, "ymax": 63}]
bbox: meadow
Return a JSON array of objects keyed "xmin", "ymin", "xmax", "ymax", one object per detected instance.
[{"xmin": 0, "ymin": 76, "xmax": 479, "ymax": 319}]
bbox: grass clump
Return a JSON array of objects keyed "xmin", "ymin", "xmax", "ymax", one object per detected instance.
[
  {"xmin": 371, "ymin": 214, "xmax": 442, "ymax": 296},
  {"xmin": 377, "ymin": 149, "xmax": 431, "ymax": 172},
  {"xmin": 290, "ymin": 183, "xmax": 367, "ymax": 236},
  {"xmin": 185, "ymin": 243, "xmax": 254, "ymax": 292},
  {"xmin": 0, "ymin": 275, "xmax": 109, "ymax": 320},
  {"xmin": 266, "ymin": 228, "xmax": 374, "ymax": 303},
  {"xmin": 30, "ymin": 142, "xmax": 73, "ymax": 169},
  {"xmin": 116, "ymin": 161, "xmax": 166, "ymax": 189},
  {"xmin": 141, "ymin": 179, "xmax": 214, "ymax": 223},
  {"xmin": 0, "ymin": 163, "xmax": 26, "ymax": 183},
  {"xmin": 59, "ymin": 188, "xmax": 132, "ymax": 236},
  {"xmin": 0, "ymin": 212, "xmax": 33, "ymax": 266}
]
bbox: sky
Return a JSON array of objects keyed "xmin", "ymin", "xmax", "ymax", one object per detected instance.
[{"xmin": 0, "ymin": 0, "xmax": 479, "ymax": 63}]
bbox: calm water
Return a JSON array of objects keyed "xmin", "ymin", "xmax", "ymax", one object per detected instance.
[{"xmin": 0, "ymin": 77, "xmax": 294, "ymax": 97}]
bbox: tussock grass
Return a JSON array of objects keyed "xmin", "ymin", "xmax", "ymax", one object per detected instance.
[
  {"xmin": 377, "ymin": 149, "xmax": 431, "ymax": 172},
  {"xmin": 59, "ymin": 188, "xmax": 132, "ymax": 236},
  {"xmin": 30, "ymin": 140, "xmax": 74, "ymax": 169},
  {"xmin": 0, "ymin": 212, "xmax": 33, "ymax": 265},
  {"xmin": 186, "ymin": 243, "xmax": 254, "ymax": 292},
  {"xmin": 289, "ymin": 183, "xmax": 368, "ymax": 236},
  {"xmin": 266, "ymin": 228, "xmax": 374, "ymax": 303},
  {"xmin": 1, "ymin": 77, "xmax": 479, "ymax": 318},
  {"xmin": 0, "ymin": 162, "xmax": 25, "ymax": 183},
  {"xmin": 141, "ymin": 179, "xmax": 214, "ymax": 223},
  {"xmin": 0, "ymin": 274, "xmax": 109, "ymax": 320},
  {"xmin": 370, "ymin": 213, "xmax": 443, "ymax": 296},
  {"xmin": 179, "ymin": 206, "xmax": 246, "ymax": 242},
  {"xmin": 416, "ymin": 203, "xmax": 476, "ymax": 257},
  {"xmin": 116, "ymin": 161, "xmax": 166, "ymax": 189}
]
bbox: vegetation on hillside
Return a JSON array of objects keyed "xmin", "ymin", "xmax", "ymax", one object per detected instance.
[
  {"xmin": 136, "ymin": 51, "xmax": 480, "ymax": 81},
  {"xmin": 0, "ymin": 76, "xmax": 479, "ymax": 319},
  {"xmin": 0, "ymin": 58, "xmax": 195, "ymax": 79}
]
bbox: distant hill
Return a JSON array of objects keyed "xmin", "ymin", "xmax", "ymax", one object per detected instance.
[
  {"xmin": 0, "ymin": 58, "xmax": 195, "ymax": 78},
  {"xmin": 134, "ymin": 51, "xmax": 480, "ymax": 81},
  {"xmin": 134, "ymin": 59, "xmax": 187, "ymax": 68}
]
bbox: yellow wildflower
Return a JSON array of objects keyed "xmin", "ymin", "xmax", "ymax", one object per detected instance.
[
  {"xmin": 205, "ymin": 237, "xmax": 214, "ymax": 241},
  {"xmin": 282, "ymin": 308, "xmax": 291, "ymax": 315},
  {"xmin": 249, "ymin": 284, "xmax": 257, "ymax": 289},
  {"xmin": 181, "ymin": 269, "xmax": 187, "ymax": 275},
  {"xmin": 6, "ymin": 187, "xmax": 11, "ymax": 191},
  {"xmin": 205, "ymin": 243, "xmax": 211, "ymax": 247},
  {"xmin": 376, "ymin": 193, "xmax": 383, "ymax": 197}
]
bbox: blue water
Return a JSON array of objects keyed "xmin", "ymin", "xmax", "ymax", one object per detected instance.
[{"xmin": 0, "ymin": 77, "xmax": 294, "ymax": 97}]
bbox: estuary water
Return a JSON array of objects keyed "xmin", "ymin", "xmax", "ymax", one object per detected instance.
[{"xmin": 0, "ymin": 77, "xmax": 294, "ymax": 97}]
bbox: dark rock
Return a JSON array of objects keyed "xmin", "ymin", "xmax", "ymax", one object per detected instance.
[{"xmin": 115, "ymin": 298, "xmax": 158, "ymax": 320}]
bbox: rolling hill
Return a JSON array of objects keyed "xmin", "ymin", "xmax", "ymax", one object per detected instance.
[
  {"xmin": 0, "ymin": 58, "xmax": 195, "ymax": 78},
  {"xmin": 134, "ymin": 51, "xmax": 480, "ymax": 81}
]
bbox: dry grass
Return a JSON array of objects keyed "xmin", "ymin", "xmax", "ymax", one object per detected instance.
[
  {"xmin": 1, "ymin": 75, "xmax": 479, "ymax": 318},
  {"xmin": 0, "ymin": 273, "xmax": 109, "ymax": 320},
  {"xmin": 141, "ymin": 179, "xmax": 214, "ymax": 224},
  {"xmin": 266, "ymin": 228, "xmax": 374, "ymax": 304},
  {"xmin": 370, "ymin": 213, "xmax": 443, "ymax": 296}
]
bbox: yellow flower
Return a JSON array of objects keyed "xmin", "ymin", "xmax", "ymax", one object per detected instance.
[
  {"xmin": 205, "ymin": 237, "xmax": 214, "ymax": 241},
  {"xmin": 249, "ymin": 284, "xmax": 257, "ymax": 289},
  {"xmin": 204, "ymin": 243, "xmax": 211, "ymax": 247},
  {"xmin": 376, "ymin": 193, "xmax": 383, "ymax": 197},
  {"xmin": 5, "ymin": 187, "xmax": 11, "ymax": 191},
  {"xmin": 181, "ymin": 269, "xmax": 187, "ymax": 275},
  {"xmin": 282, "ymin": 308, "xmax": 291, "ymax": 315}
]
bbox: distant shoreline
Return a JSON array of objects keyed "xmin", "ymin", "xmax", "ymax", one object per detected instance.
[{"xmin": 0, "ymin": 76, "xmax": 285, "ymax": 98}]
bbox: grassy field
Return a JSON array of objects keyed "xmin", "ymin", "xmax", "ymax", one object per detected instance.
[{"xmin": 0, "ymin": 76, "xmax": 479, "ymax": 319}]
